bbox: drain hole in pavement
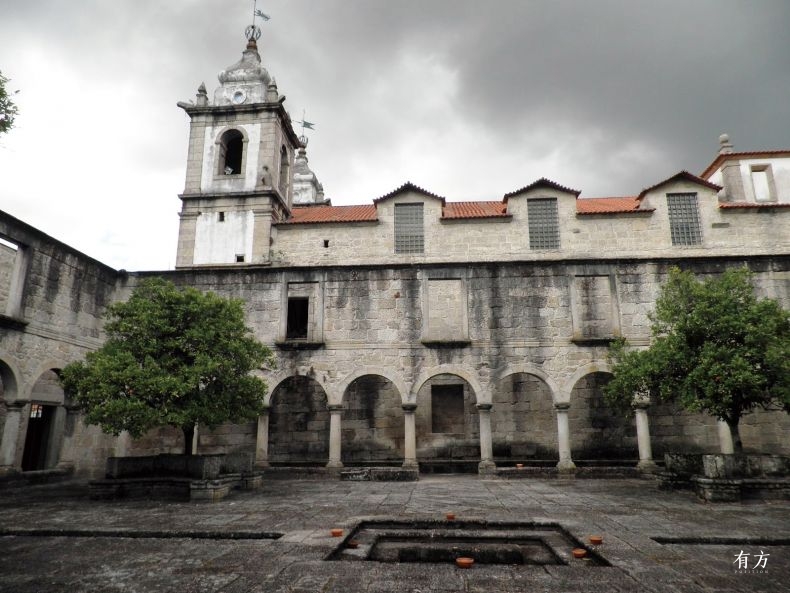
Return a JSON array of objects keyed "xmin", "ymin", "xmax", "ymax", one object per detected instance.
[{"xmin": 326, "ymin": 520, "xmax": 609, "ymax": 567}]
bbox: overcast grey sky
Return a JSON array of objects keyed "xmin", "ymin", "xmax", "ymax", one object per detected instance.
[{"xmin": 1, "ymin": 0, "xmax": 788, "ymax": 270}]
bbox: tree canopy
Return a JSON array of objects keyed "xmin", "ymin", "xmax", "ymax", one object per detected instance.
[
  {"xmin": 604, "ymin": 267, "xmax": 790, "ymax": 451},
  {"xmin": 0, "ymin": 70, "xmax": 18, "ymax": 135},
  {"xmin": 61, "ymin": 278, "xmax": 274, "ymax": 454}
]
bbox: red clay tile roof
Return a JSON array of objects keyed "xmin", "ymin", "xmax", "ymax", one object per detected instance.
[
  {"xmin": 576, "ymin": 197, "xmax": 652, "ymax": 215},
  {"xmin": 282, "ymin": 205, "xmax": 378, "ymax": 225},
  {"xmin": 373, "ymin": 181, "xmax": 446, "ymax": 204},
  {"xmin": 701, "ymin": 150, "xmax": 790, "ymax": 180},
  {"xmin": 719, "ymin": 202, "xmax": 790, "ymax": 209},
  {"xmin": 443, "ymin": 201, "xmax": 510, "ymax": 219},
  {"xmin": 638, "ymin": 171, "xmax": 721, "ymax": 199},
  {"xmin": 504, "ymin": 178, "xmax": 581, "ymax": 200}
]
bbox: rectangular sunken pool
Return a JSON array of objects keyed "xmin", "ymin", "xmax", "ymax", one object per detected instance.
[{"xmin": 326, "ymin": 520, "xmax": 609, "ymax": 566}]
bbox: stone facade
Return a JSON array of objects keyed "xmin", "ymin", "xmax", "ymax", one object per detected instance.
[{"xmin": 0, "ymin": 38, "xmax": 789, "ymax": 479}]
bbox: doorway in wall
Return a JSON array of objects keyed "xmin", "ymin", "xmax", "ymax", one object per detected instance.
[{"xmin": 21, "ymin": 404, "xmax": 55, "ymax": 471}]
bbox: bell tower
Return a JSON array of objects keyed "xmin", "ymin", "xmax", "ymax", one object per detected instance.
[{"xmin": 175, "ymin": 23, "xmax": 301, "ymax": 267}]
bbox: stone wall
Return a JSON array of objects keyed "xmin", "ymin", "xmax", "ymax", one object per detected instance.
[
  {"xmin": 2, "ymin": 200, "xmax": 789, "ymax": 475},
  {"xmin": 273, "ymin": 182, "xmax": 789, "ymax": 268}
]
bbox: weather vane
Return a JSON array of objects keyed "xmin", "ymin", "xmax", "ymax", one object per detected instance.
[
  {"xmin": 245, "ymin": 0, "xmax": 270, "ymax": 41},
  {"xmin": 297, "ymin": 110, "xmax": 316, "ymax": 146}
]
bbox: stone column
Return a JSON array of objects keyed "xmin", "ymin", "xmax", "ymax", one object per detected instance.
[
  {"xmin": 476, "ymin": 403, "xmax": 496, "ymax": 474},
  {"xmin": 254, "ymin": 407, "xmax": 271, "ymax": 468},
  {"xmin": 717, "ymin": 420, "xmax": 734, "ymax": 454},
  {"xmin": 114, "ymin": 431, "xmax": 133, "ymax": 458},
  {"xmin": 326, "ymin": 404, "xmax": 343, "ymax": 468},
  {"xmin": 0, "ymin": 400, "xmax": 27, "ymax": 474},
  {"xmin": 402, "ymin": 403, "xmax": 418, "ymax": 468},
  {"xmin": 56, "ymin": 404, "xmax": 82, "ymax": 472},
  {"xmin": 633, "ymin": 401, "xmax": 657, "ymax": 472},
  {"xmin": 191, "ymin": 424, "xmax": 199, "ymax": 455},
  {"xmin": 554, "ymin": 402, "xmax": 576, "ymax": 472}
]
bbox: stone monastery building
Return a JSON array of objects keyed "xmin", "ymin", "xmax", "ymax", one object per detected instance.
[{"xmin": 1, "ymin": 32, "xmax": 789, "ymax": 479}]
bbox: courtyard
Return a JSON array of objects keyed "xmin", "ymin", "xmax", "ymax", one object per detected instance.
[{"xmin": 0, "ymin": 475, "xmax": 786, "ymax": 592}]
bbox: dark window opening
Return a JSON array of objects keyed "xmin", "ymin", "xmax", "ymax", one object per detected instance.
[
  {"xmin": 431, "ymin": 385, "xmax": 465, "ymax": 434},
  {"xmin": 279, "ymin": 145, "xmax": 290, "ymax": 195},
  {"xmin": 235, "ymin": 254, "xmax": 245, "ymax": 263},
  {"xmin": 323, "ymin": 239, "xmax": 330, "ymax": 248},
  {"xmin": 219, "ymin": 129, "xmax": 244, "ymax": 175},
  {"xmin": 286, "ymin": 297, "xmax": 309, "ymax": 340},
  {"xmin": 218, "ymin": 212, "xmax": 225, "ymax": 222},
  {"xmin": 22, "ymin": 404, "xmax": 55, "ymax": 471}
]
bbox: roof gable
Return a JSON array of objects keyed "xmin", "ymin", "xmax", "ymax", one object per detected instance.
[
  {"xmin": 503, "ymin": 178, "xmax": 581, "ymax": 201},
  {"xmin": 638, "ymin": 170, "xmax": 721, "ymax": 199},
  {"xmin": 372, "ymin": 182, "xmax": 446, "ymax": 205}
]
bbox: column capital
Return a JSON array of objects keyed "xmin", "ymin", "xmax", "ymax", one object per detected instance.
[
  {"xmin": 327, "ymin": 404, "xmax": 344, "ymax": 413},
  {"xmin": 632, "ymin": 400, "xmax": 651, "ymax": 410},
  {"xmin": 401, "ymin": 403, "xmax": 417, "ymax": 413},
  {"xmin": 475, "ymin": 403, "xmax": 493, "ymax": 412},
  {"xmin": 4, "ymin": 399, "xmax": 28, "ymax": 411},
  {"xmin": 553, "ymin": 401, "xmax": 571, "ymax": 411},
  {"xmin": 259, "ymin": 404, "xmax": 271, "ymax": 414}
]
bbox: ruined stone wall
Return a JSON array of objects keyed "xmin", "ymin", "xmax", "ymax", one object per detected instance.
[{"xmin": 0, "ymin": 211, "xmax": 122, "ymax": 476}]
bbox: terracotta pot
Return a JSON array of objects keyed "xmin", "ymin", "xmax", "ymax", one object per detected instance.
[
  {"xmin": 347, "ymin": 540, "xmax": 359, "ymax": 549},
  {"xmin": 589, "ymin": 535, "xmax": 603, "ymax": 545},
  {"xmin": 455, "ymin": 557, "xmax": 474, "ymax": 569},
  {"xmin": 330, "ymin": 528, "xmax": 344, "ymax": 537},
  {"xmin": 516, "ymin": 463, "xmax": 524, "ymax": 469},
  {"xmin": 572, "ymin": 548, "xmax": 587, "ymax": 559},
  {"xmin": 446, "ymin": 512, "xmax": 456, "ymax": 521}
]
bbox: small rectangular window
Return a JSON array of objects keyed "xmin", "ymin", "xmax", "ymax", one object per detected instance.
[
  {"xmin": 394, "ymin": 203, "xmax": 424, "ymax": 254},
  {"xmin": 323, "ymin": 239, "xmax": 330, "ymax": 248},
  {"xmin": 527, "ymin": 198, "xmax": 560, "ymax": 249},
  {"xmin": 235, "ymin": 254, "xmax": 245, "ymax": 263},
  {"xmin": 286, "ymin": 297, "xmax": 309, "ymax": 340},
  {"xmin": 667, "ymin": 193, "xmax": 702, "ymax": 246},
  {"xmin": 218, "ymin": 212, "xmax": 225, "ymax": 222}
]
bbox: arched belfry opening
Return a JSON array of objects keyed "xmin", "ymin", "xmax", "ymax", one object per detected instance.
[{"xmin": 218, "ymin": 129, "xmax": 244, "ymax": 175}]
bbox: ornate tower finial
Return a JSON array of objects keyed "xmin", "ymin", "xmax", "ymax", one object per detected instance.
[{"xmin": 245, "ymin": 0, "xmax": 270, "ymax": 45}]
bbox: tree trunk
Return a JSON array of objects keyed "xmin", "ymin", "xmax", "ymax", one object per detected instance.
[
  {"xmin": 726, "ymin": 419, "xmax": 743, "ymax": 453},
  {"xmin": 182, "ymin": 425, "xmax": 195, "ymax": 456}
]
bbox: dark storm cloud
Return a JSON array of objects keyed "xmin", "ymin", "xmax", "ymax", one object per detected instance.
[{"xmin": 1, "ymin": 0, "xmax": 788, "ymax": 268}]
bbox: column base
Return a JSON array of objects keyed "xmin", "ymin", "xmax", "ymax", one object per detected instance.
[
  {"xmin": 254, "ymin": 460, "xmax": 270, "ymax": 469},
  {"xmin": 556, "ymin": 459, "xmax": 577, "ymax": 473},
  {"xmin": 637, "ymin": 459, "xmax": 659, "ymax": 473},
  {"xmin": 478, "ymin": 460, "xmax": 497, "ymax": 475},
  {"xmin": 402, "ymin": 460, "xmax": 419, "ymax": 469},
  {"xmin": 326, "ymin": 460, "xmax": 344, "ymax": 469}
]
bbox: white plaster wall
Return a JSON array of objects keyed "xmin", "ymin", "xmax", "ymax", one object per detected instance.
[
  {"xmin": 193, "ymin": 210, "xmax": 254, "ymax": 265},
  {"xmin": 738, "ymin": 157, "xmax": 790, "ymax": 203}
]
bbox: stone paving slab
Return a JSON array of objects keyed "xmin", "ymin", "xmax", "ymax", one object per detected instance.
[{"xmin": 0, "ymin": 476, "xmax": 787, "ymax": 592}]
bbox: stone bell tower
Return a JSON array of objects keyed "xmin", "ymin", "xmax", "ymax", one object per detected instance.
[{"xmin": 175, "ymin": 26, "xmax": 301, "ymax": 267}]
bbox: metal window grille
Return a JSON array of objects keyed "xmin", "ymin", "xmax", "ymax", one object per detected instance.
[
  {"xmin": 395, "ymin": 203, "xmax": 424, "ymax": 253},
  {"xmin": 667, "ymin": 193, "xmax": 702, "ymax": 246},
  {"xmin": 528, "ymin": 198, "xmax": 560, "ymax": 249}
]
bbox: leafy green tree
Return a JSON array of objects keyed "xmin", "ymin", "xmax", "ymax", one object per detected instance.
[
  {"xmin": 0, "ymin": 70, "xmax": 18, "ymax": 135},
  {"xmin": 605, "ymin": 267, "xmax": 790, "ymax": 452},
  {"xmin": 61, "ymin": 278, "xmax": 274, "ymax": 454}
]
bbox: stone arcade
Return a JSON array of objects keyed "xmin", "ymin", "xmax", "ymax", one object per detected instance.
[{"xmin": 0, "ymin": 32, "xmax": 789, "ymax": 480}]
